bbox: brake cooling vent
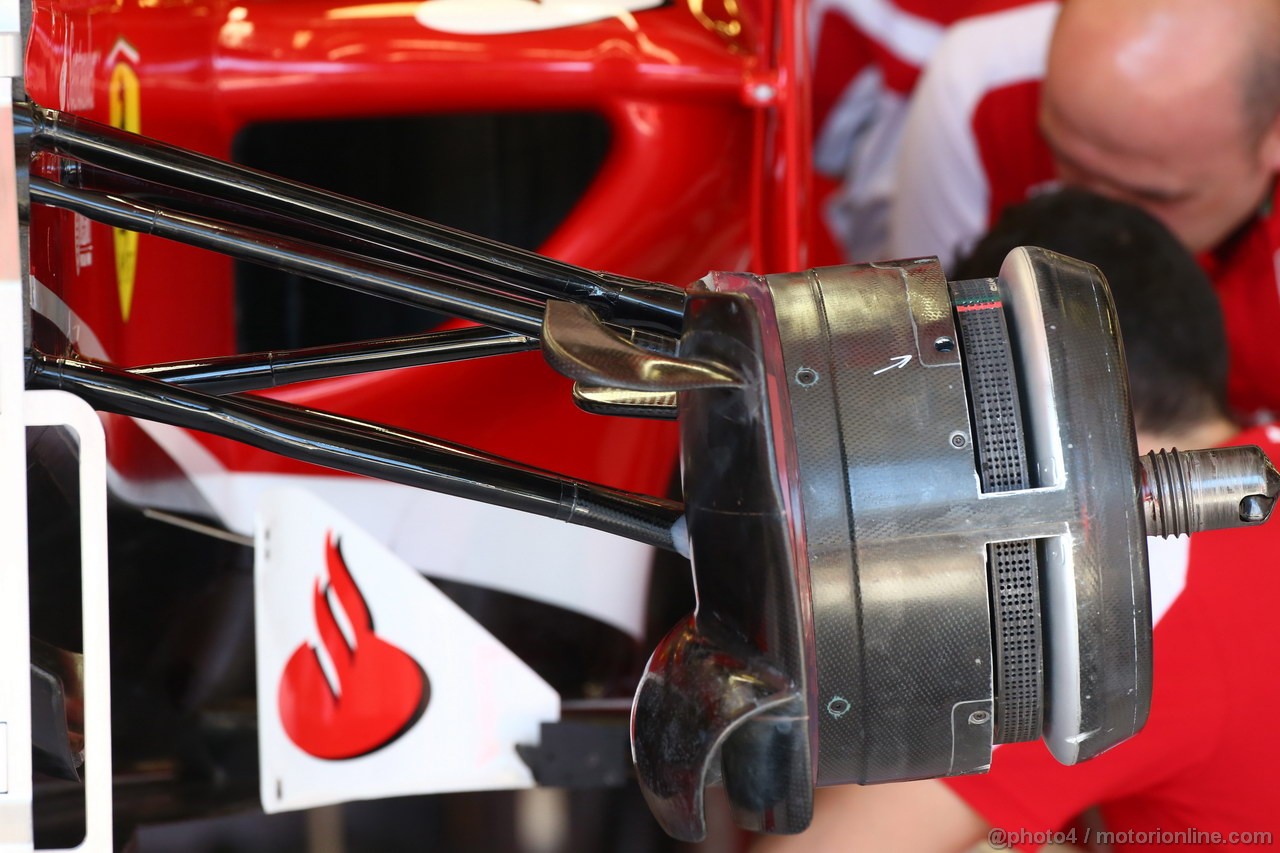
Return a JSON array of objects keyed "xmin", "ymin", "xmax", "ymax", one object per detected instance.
[{"xmin": 952, "ymin": 278, "xmax": 1043, "ymax": 745}]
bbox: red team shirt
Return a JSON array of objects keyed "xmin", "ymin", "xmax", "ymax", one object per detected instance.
[
  {"xmin": 808, "ymin": 0, "xmax": 1038, "ymax": 261},
  {"xmin": 945, "ymin": 425, "xmax": 1280, "ymax": 851},
  {"xmin": 884, "ymin": 0, "xmax": 1280, "ymax": 420},
  {"xmin": 810, "ymin": 0, "xmax": 1040, "ymax": 134}
]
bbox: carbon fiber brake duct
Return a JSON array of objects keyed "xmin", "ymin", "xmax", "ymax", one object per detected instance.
[{"xmin": 543, "ymin": 248, "xmax": 1280, "ymax": 841}]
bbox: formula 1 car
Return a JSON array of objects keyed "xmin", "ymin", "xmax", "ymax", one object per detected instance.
[{"xmin": 2, "ymin": 0, "xmax": 1278, "ymax": 850}]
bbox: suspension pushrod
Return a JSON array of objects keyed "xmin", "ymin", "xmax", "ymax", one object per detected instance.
[
  {"xmin": 29, "ymin": 352, "xmax": 685, "ymax": 552},
  {"xmin": 31, "ymin": 177, "xmax": 547, "ymax": 337},
  {"xmin": 21, "ymin": 103, "xmax": 688, "ymax": 332},
  {"xmin": 130, "ymin": 327, "xmax": 540, "ymax": 395},
  {"xmin": 60, "ymin": 159, "xmax": 434, "ymax": 272}
]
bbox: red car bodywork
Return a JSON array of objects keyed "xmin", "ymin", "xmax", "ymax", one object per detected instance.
[{"xmin": 25, "ymin": 0, "xmax": 816, "ymax": 500}]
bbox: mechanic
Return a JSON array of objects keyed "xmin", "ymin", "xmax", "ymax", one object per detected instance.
[
  {"xmin": 756, "ymin": 189, "xmax": 1280, "ymax": 852},
  {"xmin": 810, "ymin": 0, "xmax": 1036, "ymax": 260},
  {"xmin": 881, "ymin": 0, "xmax": 1280, "ymax": 422}
]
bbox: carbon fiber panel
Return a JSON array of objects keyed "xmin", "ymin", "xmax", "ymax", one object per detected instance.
[
  {"xmin": 769, "ymin": 260, "xmax": 995, "ymax": 785},
  {"xmin": 632, "ymin": 276, "xmax": 813, "ymax": 841},
  {"xmin": 631, "ymin": 250, "xmax": 1152, "ymax": 838}
]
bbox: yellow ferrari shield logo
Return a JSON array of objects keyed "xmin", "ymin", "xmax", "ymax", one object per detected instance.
[{"xmin": 108, "ymin": 46, "xmax": 141, "ymax": 321}]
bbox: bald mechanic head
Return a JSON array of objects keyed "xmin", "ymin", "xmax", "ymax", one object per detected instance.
[{"xmin": 1041, "ymin": 0, "xmax": 1280, "ymax": 253}]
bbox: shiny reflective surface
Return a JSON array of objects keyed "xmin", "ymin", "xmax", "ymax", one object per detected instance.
[
  {"xmin": 628, "ymin": 250, "xmax": 1279, "ymax": 837},
  {"xmin": 570, "ymin": 385, "xmax": 678, "ymax": 419},
  {"xmin": 632, "ymin": 618, "xmax": 805, "ymax": 840},
  {"xmin": 30, "ymin": 174, "xmax": 549, "ymax": 336},
  {"xmin": 19, "ymin": 4, "xmax": 1273, "ymax": 832},
  {"xmin": 22, "ymin": 0, "xmax": 757, "ymax": 511},
  {"xmin": 22, "ymin": 103, "xmax": 688, "ymax": 333},
  {"xmin": 28, "ymin": 351, "xmax": 685, "ymax": 552},
  {"xmin": 633, "ymin": 275, "xmax": 813, "ymax": 841},
  {"xmin": 131, "ymin": 327, "xmax": 539, "ymax": 394},
  {"xmin": 15, "ymin": 0, "xmax": 801, "ymax": 837},
  {"xmin": 997, "ymin": 247, "xmax": 1148, "ymax": 767},
  {"xmin": 1140, "ymin": 445, "xmax": 1280, "ymax": 537},
  {"xmin": 768, "ymin": 259, "xmax": 998, "ymax": 785},
  {"xmin": 542, "ymin": 300, "xmax": 738, "ymax": 391}
]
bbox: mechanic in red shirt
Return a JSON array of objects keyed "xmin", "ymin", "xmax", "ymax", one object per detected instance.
[
  {"xmin": 758, "ymin": 190, "xmax": 1280, "ymax": 852},
  {"xmin": 810, "ymin": 0, "xmax": 1036, "ymax": 260},
  {"xmin": 883, "ymin": 0, "xmax": 1280, "ymax": 421}
]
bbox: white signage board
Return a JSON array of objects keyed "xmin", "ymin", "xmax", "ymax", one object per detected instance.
[{"xmin": 255, "ymin": 488, "xmax": 560, "ymax": 812}]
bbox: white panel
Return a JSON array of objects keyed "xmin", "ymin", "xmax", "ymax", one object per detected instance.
[
  {"xmin": 256, "ymin": 488, "xmax": 560, "ymax": 813},
  {"xmin": 0, "ymin": 87, "xmax": 34, "ymax": 851},
  {"xmin": 24, "ymin": 392, "xmax": 114, "ymax": 853}
]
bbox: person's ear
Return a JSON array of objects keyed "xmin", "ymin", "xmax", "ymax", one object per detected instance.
[{"xmin": 1258, "ymin": 112, "xmax": 1280, "ymax": 171}]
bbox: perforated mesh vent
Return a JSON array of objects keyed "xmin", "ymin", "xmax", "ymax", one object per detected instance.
[
  {"xmin": 952, "ymin": 282, "xmax": 1030, "ymax": 491},
  {"xmin": 988, "ymin": 539, "xmax": 1042, "ymax": 743},
  {"xmin": 951, "ymin": 278, "xmax": 1044, "ymax": 745}
]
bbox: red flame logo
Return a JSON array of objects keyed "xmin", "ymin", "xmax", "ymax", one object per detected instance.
[{"xmin": 278, "ymin": 533, "xmax": 429, "ymax": 760}]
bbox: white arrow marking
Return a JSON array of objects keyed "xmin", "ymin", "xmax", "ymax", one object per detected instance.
[
  {"xmin": 872, "ymin": 355, "xmax": 912, "ymax": 376},
  {"xmin": 106, "ymin": 37, "xmax": 140, "ymax": 67}
]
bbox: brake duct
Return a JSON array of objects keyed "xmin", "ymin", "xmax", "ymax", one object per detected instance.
[{"xmin": 542, "ymin": 248, "xmax": 1280, "ymax": 841}]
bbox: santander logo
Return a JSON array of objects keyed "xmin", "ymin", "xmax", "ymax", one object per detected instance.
[{"xmin": 277, "ymin": 533, "xmax": 430, "ymax": 760}]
